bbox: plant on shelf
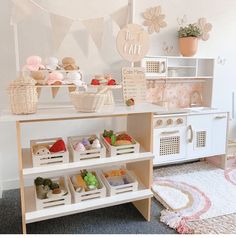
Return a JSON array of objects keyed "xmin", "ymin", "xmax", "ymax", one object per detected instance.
[{"xmin": 178, "ymin": 24, "xmax": 202, "ymax": 57}]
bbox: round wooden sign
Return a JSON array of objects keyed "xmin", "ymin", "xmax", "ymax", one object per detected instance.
[{"xmin": 116, "ymin": 24, "xmax": 150, "ymax": 62}]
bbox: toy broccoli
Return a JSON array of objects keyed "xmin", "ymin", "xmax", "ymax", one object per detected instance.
[{"xmin": 34, "ymin": 177, "xmax": 44, "ymax": 186}]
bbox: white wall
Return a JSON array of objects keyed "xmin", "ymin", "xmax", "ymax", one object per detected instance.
[{"xmin": 1, "ymin": 0, "xmax": 236, "ymax": 190}]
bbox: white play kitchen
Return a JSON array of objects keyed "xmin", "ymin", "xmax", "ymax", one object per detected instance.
[{"xmin": 0, "ymin": 2, "xmax": 230, "ymax": 234}]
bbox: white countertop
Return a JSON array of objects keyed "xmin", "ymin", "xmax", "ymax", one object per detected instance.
[
  {"xmin": 0, "ymin": 103, "xmax": 228, "ymax": 122},
  {"xmin": 0, "ymin": 103, "xmax": 165, "ymax": 122}
]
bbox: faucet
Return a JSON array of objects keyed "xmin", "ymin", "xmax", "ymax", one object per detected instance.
[{"xmin": 190, "ymin": 91, "xmax": 203, "ymax": 107}]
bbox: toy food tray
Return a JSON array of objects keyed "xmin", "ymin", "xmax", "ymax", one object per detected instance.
[
  {"xmin": 30, "ymin": 137, "xmax": 69, "ymax": 167},
  {"xmin": 34, "ymin": 176, "xmax": 71, "ymax": 210},
  {"xmin": 68, "ymin": 135, "xmax": 106, "ymax": 162},
  {"xmin": 100, "ymin": 167, "xmax": 138, "ymax": 196},
  {"xmin": 100, "ymin": 132, "xmax": 140, "ymax": 157},
  {"xmin": 68, "ymin": 171, "xmax": 106, "ymax": 203}
]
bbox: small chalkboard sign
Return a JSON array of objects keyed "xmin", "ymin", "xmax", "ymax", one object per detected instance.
[{"xmin": 122, "ymin": 67, "xmax": 147, "ymax": 103}]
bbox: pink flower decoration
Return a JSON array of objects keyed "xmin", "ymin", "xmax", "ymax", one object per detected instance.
[
  {"xmin": 24, "ymin": 55, "xmax": 45, "ymax": 71},
  {"xmin": 47, "ymin": 72, "xmax": 64, "ymax": 85}
]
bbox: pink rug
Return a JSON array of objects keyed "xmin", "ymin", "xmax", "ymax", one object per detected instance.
[{"xmin": 153, "ymin": 162, "xmax": 236, "ymax": 234}]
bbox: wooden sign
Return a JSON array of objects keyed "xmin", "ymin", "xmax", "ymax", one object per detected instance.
[
  {"xmin": 116, "ymin": 24, "xmax": 150, "ymax": 62},
  {"xmin": 122, "ymin": 67, "xmax": 147, "ymax": 103}
]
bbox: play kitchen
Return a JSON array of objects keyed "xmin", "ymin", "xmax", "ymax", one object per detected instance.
[{"xmin": 153, "ymin": 111, "xmax": 228, "ymax": 166}]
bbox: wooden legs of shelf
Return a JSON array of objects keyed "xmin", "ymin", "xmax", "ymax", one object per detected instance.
[
  {"xmin": 127, "ymin": 159, "xmax": 153, "ymax": 222},
  {"xmin": 127, "ymin": 113, "xmax": 153, "ymax": 222},
  {"xmin": 133, "ymin": 198, "xmax": 151, "ymax": 221},
  {"xmin": 16, "ymin": 122, "xmax": 27, "ymax": 234}
]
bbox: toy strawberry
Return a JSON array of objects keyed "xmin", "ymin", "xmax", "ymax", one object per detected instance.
[
  {"xmin": 49, "ymin": 139, "xmax": 66, "ymax": 153},
  {"xmin": 91, "ymin": 79, "xmax": 100, "ymax": 85},
  {"xmin": 107, "ymin": 79, "xmax": 116, "ymax": 85}
]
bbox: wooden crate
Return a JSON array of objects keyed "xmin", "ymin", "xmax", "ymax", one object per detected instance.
[
  {"xmin": 100, "ymin": 167, "xmax": 138, "ymax": 196},
  {"xmin": 100, "ymin": 132, "xmax": 140, "ymax": 157},
  {"xmin": 68, "ymin": 135, "xmax": 106, "ymax": 162},
  {"xmin": 35, "ymin": 176, "xmax": 71, "ymax": 210},
  {"xmin": 68, "ymin": 171, "xmax": 106, "ymax": 203},
  {"xmin": 31, "ymin": 137, "xmax": 69, "ymax": 167}
]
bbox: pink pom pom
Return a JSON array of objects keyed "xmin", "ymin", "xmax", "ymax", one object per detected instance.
[
  {"xmin": 24, "ymin": 56, "xmax": 45, "ymax": 71},
  {"xmin": 26, "ymin": 56, "xmax": 42, "ymax": 65}
]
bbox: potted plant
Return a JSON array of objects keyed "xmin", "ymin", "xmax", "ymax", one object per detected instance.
[{"xmin": 178, "ymin": 24, "xmax": 202, "ymax": 57}]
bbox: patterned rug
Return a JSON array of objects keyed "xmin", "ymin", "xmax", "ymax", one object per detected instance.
[{"xmin": 153, "ymin": 162, "xmax": 236, "ymax": 234}]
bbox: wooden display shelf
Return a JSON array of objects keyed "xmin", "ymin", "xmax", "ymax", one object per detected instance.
[
  {"xmin": 24, "ymin": 187, "xmax": 153, "ymax": 224},
  {"xmin": 22, "ymin": 148, "xmax": 154, "ymax": 177},
  {"xmin": 2, "ymin": 103, "xmax": 157, "ymax": 233}
]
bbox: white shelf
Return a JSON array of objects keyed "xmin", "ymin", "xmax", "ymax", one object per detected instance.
[
  {"xmin": 25, "ymin": 187, "xmax": 153, "ymax": 224},
  {"xmin": 0, "ymin": 103, "xmax": 164, "ymax": 122},
  {"xmin": 22, "ymin": 149, "xmax": 154, "ymax": 177},
  {"xmin": 168, "ymin": 66, "xmax": 196, "ymax": 69}
]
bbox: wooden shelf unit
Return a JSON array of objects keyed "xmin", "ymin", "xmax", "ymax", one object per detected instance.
[{"xmin": 3, "ymin": 103, "xmax": 161, "ymax": 234}]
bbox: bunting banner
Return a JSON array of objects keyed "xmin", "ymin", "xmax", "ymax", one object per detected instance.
[
  {"xmin": 11, "ymin": 0, "xmax": 129, "ymax": 51},
  {"xmin": 82, "ymin": 17, "xmax": 104, "ymax": 49},
  {"xmin": 50, "ymin": 13, "xmax": 74, "ymax": 51},
  {"xmin": 111, "ymin": 6, "xmax": 129, "ymax": 29},
  {"xmin": 10, "ymin": 0, "xmax": 34, "ymax": 25},
  {"xmin": 72, "ymin": 29, "xmax": 89, "ymax": 56}
]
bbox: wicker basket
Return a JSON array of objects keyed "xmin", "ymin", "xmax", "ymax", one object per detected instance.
[
  {"xmin": 70, "ymin": 91, "xmax": 106, "ymax": 112},
  {"xmin": 8, "ymin": 75, "xmax": 38, "ymax": 115}
]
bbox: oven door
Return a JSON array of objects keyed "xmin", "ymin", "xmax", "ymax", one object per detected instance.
[{"xmin": 153, "ymin": 127, "xmax": 187, "ymax": 165}]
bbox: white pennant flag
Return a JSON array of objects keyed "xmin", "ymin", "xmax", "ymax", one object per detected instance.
[
  {"xmin": 82, "ymin": 17, "xmax": 104, "ymax": 49},
  {"xmin": 50, "ymin": 13, "xmax": 74, "ymax": 51},
  {"xmin": 72, "ymin": 29, "xmax": 89, "ymax": 56},
  {"xmin": 11, "ymin": 0, "xmax": 34, "ymax": 25},
  {"xmin": 111, "ymin": 6, "xmax": 129, "ymax": 29}
]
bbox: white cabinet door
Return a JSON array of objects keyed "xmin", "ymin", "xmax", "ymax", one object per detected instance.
[
  {"xmin": 187, "ymin": 115, "xmax": 212, "ymax": 159},
  {"xmin": 153, "ymin": 127, "xmax": 187, "ymax": 164},
  {"xmin": 211, "ymin": 113, "xmax": 228, "ymax": 155}
]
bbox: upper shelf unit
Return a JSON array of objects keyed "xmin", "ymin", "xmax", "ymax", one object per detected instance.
[{"xmin": 140, "ymin": 56, "xmax": 215, "ymax": 81}]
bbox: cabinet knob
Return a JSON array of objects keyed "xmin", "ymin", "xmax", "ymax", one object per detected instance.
[
  {"xmin": 166, "ymin": 119, "xmax": 173, "ymax": 125},
  {"xmin": 156, "ymin": 119, "xmax": 163, "ymax": 127},
  {"xmin": 176, "ymin": 118, "xmax": 183, "ymax": 124}
]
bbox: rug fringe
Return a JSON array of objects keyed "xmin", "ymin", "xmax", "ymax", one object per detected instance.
[{"xmin": 160, "ymin": 210, "xmax": 193, "ymax": 234}]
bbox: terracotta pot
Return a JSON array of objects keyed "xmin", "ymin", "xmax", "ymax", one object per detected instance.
[{"xmin": 179, "ymin": 37, "xmax": 198, "ymax": 57}]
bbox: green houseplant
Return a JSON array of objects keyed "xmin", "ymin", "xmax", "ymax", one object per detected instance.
[{"xmin": 178, "ymin": 24, "xmax": 202, "ymax": 57}]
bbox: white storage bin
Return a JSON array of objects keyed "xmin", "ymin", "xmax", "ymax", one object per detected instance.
[
  {"xmin": 100, "ymin": 167, "xmax": 138, "ymax": 196},
  {"xmin": 68, "ymin": 171, "xmax": 106, "ymax": 203},
  {"xmin": 31, "ymin": 137, "xmax": 69, "ymax": 167},
  {"xmin": 35, "ymin": 176, "xmax": 71, "ymax": 210},
  {"xmin": 101, "ymin": 132, "xmax": 140, "ymax": 157},
  {"xmin": 68, "ymin": 135, "xmax": 106, "ymax": 162}
]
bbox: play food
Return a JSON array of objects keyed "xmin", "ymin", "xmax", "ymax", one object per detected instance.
[
  {"xmin": 33, "ymin": 144, "xmax": 50, "ymax": 156},
  {"xmin": 44, "ymin": 57, "xmax": 60, "ymax": 70},
  {"xmin": 103, "ymin": 169, "xmax": 126, "ymax": 178},
  {"xmin": 126, "ymin": 98, "xmax": 135, "ymax": 106},
  {"xmin": 49, "ymin": 139, "xmax": 66, "ymax": 153},
  {"xmin": 47, "ymin": 71, "xmax": 64, "ymax": 85},
  {"xmin": 91, "ymin": 139, "xmax": 101, "ymax": 149},
  {"xmin": 83, "ymin": 172, "xmax": 98, "ymax": 189},
  {"xmin": 71, "ymin": 175, "xmax": 87, "ymax": 192},
  {"xmin": 91, "ymin": 79, "xmax": 100, "ymax": 85},
  {"xmin": 62, "ymin": 57, "xmax": 79, "ymax": 70},
  {"xmin": 116, "ymin": 133, "xmax": 132, "ymax": 142},
  {"xmin": 114, "ymin": 140, "xmax": 132, "ymax": 146},
  {"xmin": 73, "ymin": 142, "xmax": 86, "ymax": 152},
  {"xmin": 24, "ymin": 56, "xmax": 45, "ymax": 71},
  {"xmin": 107, "ymin": 79, "xmax": 116, "ymax": 85}
]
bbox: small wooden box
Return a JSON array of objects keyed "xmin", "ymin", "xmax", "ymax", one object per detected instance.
[
  {"xmin": 68, "ymin": 135, "xmax": 106, "ymax": 162},
  {"xmin": 100, "ymin": 168, "xmax": 138, "ymax": 196},
  {"xmin": 68, "ymin": 171, "xmax": 106, "ymax": 203},
  {"xmin": 31, "ymin": 137, "xmax": 69, "ymax": 167},
  {"xmin": 100, "ymin": 132, "xmax": 140, "ymax": 157},
  {"xmin": 35, "ymin": 176, "xmax": 71, "ymax": 210}
]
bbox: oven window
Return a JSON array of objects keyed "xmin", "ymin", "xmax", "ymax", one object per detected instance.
[{"xmin": 160, "ymin": 136, "xmax": 180, "ymax": 156}]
